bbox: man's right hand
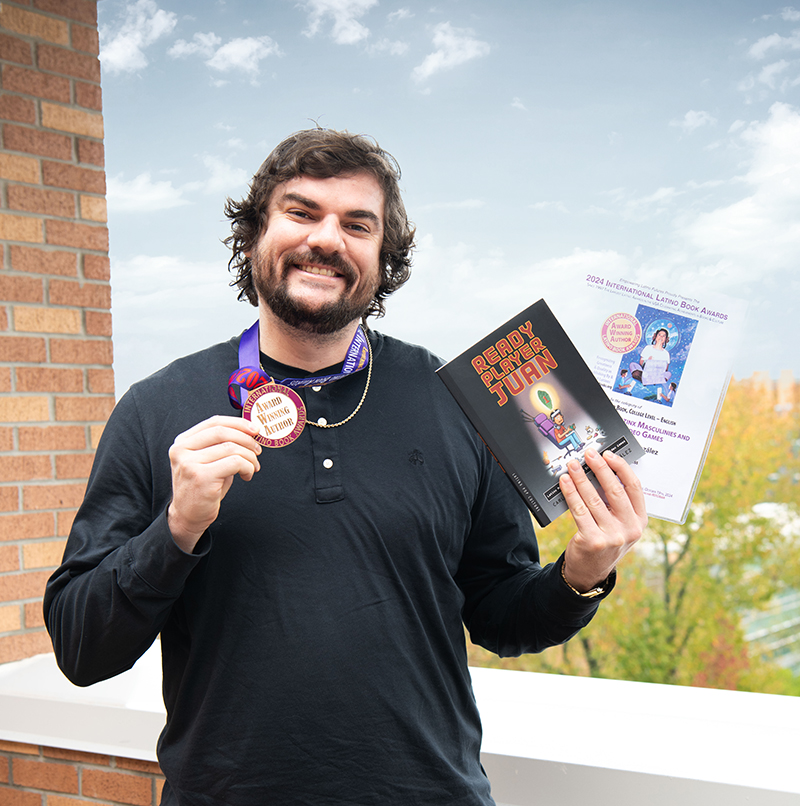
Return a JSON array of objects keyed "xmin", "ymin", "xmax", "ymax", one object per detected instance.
[{"xmin": 167, "ymin": 416, "xmax": 262, "ymax": 553}]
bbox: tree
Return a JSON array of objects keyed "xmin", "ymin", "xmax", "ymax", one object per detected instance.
[{"xmin": 469, "ymin": 378, "xmax": 800, "ymax": 694}]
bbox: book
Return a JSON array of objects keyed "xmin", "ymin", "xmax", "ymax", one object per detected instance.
[
  {"xmin": 436, "ymin": 299, "xmax": 645, "ymax": 527},
  {"xmin": 569, "ymin": 276, "xmax": 747, "ymax": 523}
]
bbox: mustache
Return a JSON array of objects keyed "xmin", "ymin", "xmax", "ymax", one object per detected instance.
[{"xmin": 280, "ymin": 250, "xmax": 357, "ymax": 284}]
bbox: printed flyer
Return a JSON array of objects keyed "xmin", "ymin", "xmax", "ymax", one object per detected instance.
[{"xmin": 573, "ymin": 276, "xmax": 747, "ymax": 523}]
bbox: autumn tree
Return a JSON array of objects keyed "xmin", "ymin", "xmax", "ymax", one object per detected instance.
[{"xmin": 469, "ymin": 378, "xmax": 800, "ymax": 694}]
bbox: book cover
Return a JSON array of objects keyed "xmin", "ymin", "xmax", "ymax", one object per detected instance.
[{"xmin": 436, "ymin": 299, "xmax": 645, "ymax": 527}]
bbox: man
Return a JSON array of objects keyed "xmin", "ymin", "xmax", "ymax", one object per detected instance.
[{"xmin": 44, "ymin": 129, "xmax": 646, "ymax": 805}]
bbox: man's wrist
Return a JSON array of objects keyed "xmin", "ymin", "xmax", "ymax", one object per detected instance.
[{"xmin": 560, "ymin": 558, "xmax": 613, "ymax": 598}]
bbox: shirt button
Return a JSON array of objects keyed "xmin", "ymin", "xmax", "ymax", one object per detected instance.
[
  {"xmin": 312, "ymin": 386, "xmax": 322, "ymax": 392},
  {"xmin": 317, "ymin": 417, "xmax": 328, "ymax": 426},
  {"xmin": 322, "ymin": 458, "xmax": 334, "ymax": 469}
]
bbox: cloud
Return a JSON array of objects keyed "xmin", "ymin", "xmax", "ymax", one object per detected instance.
[
  {"xmin": 107, "ymin": 156, "xmax": 249, "ymax": 212},
  {"xmin": 511, "ymin": 97, "xmax": 527, "ymax": 111},
  {"xmin": 670, "ymin": 110, "xmax": 717, "ymax": 133},
  {"xmin": 782, "ymin": 7, "xmax": 800, "ymax": 21},
  {"xmin": 366, "ymin": 38, "xmax": 409, "ymax": 56},
  {"xmin": 412, "ymin": 22, "xmax": 490, "ymax": 83},
  {"xmin": 168, "ymin": 32, "xmax": 221, "ymax": 59},
  {"xmin": 301, "ymin": 0, "xmax": 378, "ymax": 45},
  {"xmin": 758, "ymin": 59, "xmax": 791, "ymax": 88},
  {"xmin": 169, "ymin": 33, "xmax": 281, "ymax": 80},
  {"xmin": 680, "ymin": 102, "xmax": 800, "ymax": 275},
  {"xmin": 530, "ymin": 201, "xmax": 569, "ymax": 213},
  {"xmin": 107, "ymin": 172, "xmax": 188, "ymax": 212},
  {"xmin": 748, "ymin": 29, "xmax": 800, "ymax": 59},
  {"xmin": 99, "ymin": 0, "xmax": 177, "ymax": 74},
  {"xmin": 388, "ymin": 8, "xmax": 413, "ymax": 23}
]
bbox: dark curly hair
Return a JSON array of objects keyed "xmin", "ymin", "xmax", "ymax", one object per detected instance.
[{"xmin": 224, "ymin": 128, "xmax": 415, "ymax": 319}]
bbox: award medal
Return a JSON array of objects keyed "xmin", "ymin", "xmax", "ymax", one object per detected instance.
[{"xmin": 227, "ymin": 321, "xmax": 371, "ymax": 448}]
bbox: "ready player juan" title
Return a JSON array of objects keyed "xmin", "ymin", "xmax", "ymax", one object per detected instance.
[{"xmin": 469, "ymin": 320, "xmax": 558, "ymax": 407}]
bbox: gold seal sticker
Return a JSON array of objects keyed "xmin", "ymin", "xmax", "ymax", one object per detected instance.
[
  {"xmin": 243, "ymin": 383, "xmax": 306, "ymax": 448},
  {"xmin": 600, "ymin": 312, "xmax": 642, "ymax": 354}
]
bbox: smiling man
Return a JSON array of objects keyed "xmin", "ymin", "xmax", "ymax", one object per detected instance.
[{"xmin": 44, "ymin": 129, "xmax": 646, "ymax": 805}]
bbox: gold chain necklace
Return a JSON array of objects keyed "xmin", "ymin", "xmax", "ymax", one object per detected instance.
[{"xmin": 308, "ymin": 327, "xmax": 373, "ymax": 429}]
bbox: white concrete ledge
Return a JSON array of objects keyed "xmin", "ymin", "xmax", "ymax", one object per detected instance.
[{"xmin": 1, "ymin": 649, "xmax": 799, "ymax": 804}]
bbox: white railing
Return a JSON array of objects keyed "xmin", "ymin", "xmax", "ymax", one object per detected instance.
[{"xmin": 1, "ymin": 646, "xmax": 798, "ymax": 805}]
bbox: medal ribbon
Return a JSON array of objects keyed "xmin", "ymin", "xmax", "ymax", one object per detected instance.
[{"xmin": 228, "ymin": 320, "xmax": 370, "ymax": 409}]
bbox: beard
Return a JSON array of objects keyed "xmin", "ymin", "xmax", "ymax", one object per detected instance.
[{"xmin": 252, "ymin": 249, "xmax": 379, "ymax": 336}]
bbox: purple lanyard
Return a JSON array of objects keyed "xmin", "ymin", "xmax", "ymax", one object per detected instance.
[{"xmin": 228, "ymin": 321, "xmax": 370, "ymax": 409}]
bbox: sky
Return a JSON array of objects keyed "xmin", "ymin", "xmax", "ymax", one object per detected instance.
[{"xmin": 96, "ymin": 0, "xmax": 800, "ymax": 396}]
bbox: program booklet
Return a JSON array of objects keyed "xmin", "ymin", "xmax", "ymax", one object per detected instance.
[
  {"xmin": 436, "ymin": 299, "xmax": 645, "ymax": 527},
  {"xmin": 571, "ymin": 276, "xmax": 748, "ymax": 523}
]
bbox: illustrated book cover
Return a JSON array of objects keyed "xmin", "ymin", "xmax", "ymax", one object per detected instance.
[{"xmin": 436, "ymin": 299, "xmax": 645, "ymax": 527}]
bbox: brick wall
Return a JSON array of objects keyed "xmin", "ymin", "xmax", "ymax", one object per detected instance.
[
  {"xmin": 0, "ymin": 0, "xmax": 112, "ymax": 665},
  {"xmin": 0, "ymin": 741, "xmax": 165, "ymax": 806}
]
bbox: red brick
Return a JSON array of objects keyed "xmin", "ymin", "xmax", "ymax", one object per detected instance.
[
  {"xmin": 0, "ymin": 787, "xmax": 41, "ymax": 805},
  {"xmin": 3, "ymin": 123, "xmax": 72, "ymax": 161},
  {"xmin": 45, "ymin": 220, "xmax": 108, "ymax": 251},
  {"xmin": 0, "ymin": 274, "xmax": 43, "ymax": 302},
  {"xmin": 55, "ymin": 453, "xmax": 93, "ymax": 479},
  {"xmin": 16, "ymin": 367, "xmax": 83, "ymax": 392},
  {"xmin": 38, "ymin": 44, "xmax": 100, "ymax": 83},
  {"xmin": 10, "ymin": 245, "xmax": 78, "ymax": 277},
  {"xmin": 0, "ymin": 428, "xmax": 14, "ymax": 451},
  {"xmin": 7, "ymin": 185, "xmax": 74, "ymax": 218},
  {"xmin": 50, "ymin": 338, "xmax": 113, "ymax": 365},
  {"xmin": 0, "ymin": 455, "xmax": 51, "ymax": 482},
  {"xmin": 18, "ymin": 425, "xmax": 85, "ymax": 451},
  {"xmin": 42, "ymin": 161, "xmax": 105, "ymax": 193},
  {"xmin": 1, "ymin": 64, "xmax": 70, "ymax": 103},
  {"xmin": 0, "ymin": 367, "xmax": 11, "ymax": 390},
  {"xmin": 49, "ymin": 279, "xmax": 110, "ymax": 309},
  {"xmin": 0, "ymin": 512, "xmax": 55, "ymax": 542},
  {"xmin": 55, "ymin": 396, "xmax": 114, "ymax": 421},
  {"xmin": 0, "ymin": 569, "xmax": 51, "ymax": 601},
  {"xmin": 48, "ymin": 797, "xmax": 105, "ymax": 806},
  {"xmin": 71, "ymin": 23, "xmax": 100, "ymax": 56},
  {"xmin": 75, "ymin": 80, "xmax": 102, "ymax": 111},
  {"xmin": 12, "ymin": 756, "xmax": 79, "ymax": 793},
  {"xmin": 24, "ymin": 600, "xmax": 44, "ymax": 627},
  {"xmin": 0, "ymin": 756, "xmax": 8, "ymax": 785},
  {"xmin": 0, "ymin": 487, "xmax": 19, "ymax": 512},
  {"xmin": 0, "ymin": 630, "xmax": 52, "ymax": 664},
  {"xmin": 82, "ymin": 253, "xmax": 109, "ymax": 280},
  {"xmin": 77, "ymin": 138, "xmax": 103, "ymax": 167},
  {"xmin": 82, "ymin": 768, "xmax": 152, "ymax": 806},
  {"xmin": 0, "ymin": 94, "xmax": 36, "ymax": 124},
  {"xmin": 115, "ymin": 758, "xmax": 163, "ymax": 774},
  {"xmin": 0, "ymin": 308, "xmax": 8, "ymax": 332},
  {"xmin": 0, "ymin": 544, "xmax": 19, "ymax": 572},
  {"xmin": 0, "ymin": 32, "xmax": 34, "ymax": 66},
  {"xmin": 0, "ymin": 335, "xmax": 47, "ymax": 362},
  {"xmin": 0, "ymin": 741, "xmax": 38, "ymax": 755},
  {"xmin": 86, "ymin": 368, "xmax": 113, "ymax": 394},
  {"xmin": 43, "ymin": 746, "xmax": 109, "ymax": 765},
  {"xmin": 56, "ymin": 508, "xmax": 76, "ymax": 535},
  {"xmin": 85, "ymin": 310, "xmax": 111, "ymax": 336},
  {"xmin": 22, "ymin": 482, "xmax": 86, "ymax": 510},
  {"xmin": 34, "ymin": 0, "xmax": 97, "ymax": 26}
]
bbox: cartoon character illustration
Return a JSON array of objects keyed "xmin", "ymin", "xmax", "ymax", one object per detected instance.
[
  {"xmin": 630, "ymin": 327, "xmax": 671, "ymax": 387},
  {"xmin": 657, "ymin": 382, "xmax": 677, "ymax": 404},
  {"xmin": 616, "ymin": 368, "xmax": 635, "ymax": 395},
  {"xmin": 549, "ymin": 408, "xmax": 584, "ymax": 452}
]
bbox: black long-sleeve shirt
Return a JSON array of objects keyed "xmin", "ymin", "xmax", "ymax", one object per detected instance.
[{"xmin": 44, "ymin": 331, "xmax": 605, "ymax": 805}]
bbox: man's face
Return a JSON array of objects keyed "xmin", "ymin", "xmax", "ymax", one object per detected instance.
[
  {"xmin": 250, "ymin": 172, "xmax": 384, "ymax": 335},
  {"xmin": 553, "ymin": 413, "xmax": 564, "ymax": 425}
]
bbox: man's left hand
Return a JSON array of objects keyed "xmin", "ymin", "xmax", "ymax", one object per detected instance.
[{"xmin": 558, "ymin": 448, "xmax": 647, "ymax": 593}]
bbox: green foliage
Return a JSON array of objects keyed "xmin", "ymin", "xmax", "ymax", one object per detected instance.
[{"xmin": 469, "ymin": 378, "xmax": 800, "ymax": 695}]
